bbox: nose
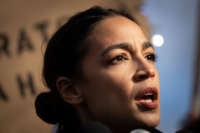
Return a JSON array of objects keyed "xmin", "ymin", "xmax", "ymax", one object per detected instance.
[{"xmin": 133, "ymin": 58, "xmax": 155, "ymax": 82}]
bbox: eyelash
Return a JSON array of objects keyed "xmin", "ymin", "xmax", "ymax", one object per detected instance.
[
  {"xmin": 145, "ymin": 53, "xmax": 157, "ymax": 62},
  {"xmin": 108, "ymin": 53, "xmax": 157, "ymax": 65},
  {"xmin": 109, "ymin": 54, "xmax": 128, "ymax": 65}
]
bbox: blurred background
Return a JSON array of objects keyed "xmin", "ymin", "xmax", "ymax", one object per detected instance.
[{"xmin": 0, "ymin": 0, "xmax": 199, "ymax": 133}]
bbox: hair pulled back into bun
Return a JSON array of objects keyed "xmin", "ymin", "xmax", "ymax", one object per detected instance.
[
  {"xmin": 35, "ymin": 91, "xmax": 79, "ymax": 125},
  {"xmin": 35, "ymin": 92, "xmax": 60, "ymax": 124}
]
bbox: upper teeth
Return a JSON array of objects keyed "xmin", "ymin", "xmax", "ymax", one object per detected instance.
[
  {"xmin": 145, "ymin": 93, "xmax": 153, "ymax": 96},
  {"xmin": 141, "ymin": 99, "xmax": 153, "ymax": 103}
]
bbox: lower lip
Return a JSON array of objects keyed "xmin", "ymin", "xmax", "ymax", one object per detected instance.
[{"xmin": 136, "ymin": 100, "xmax": 158, "ymax": 109}]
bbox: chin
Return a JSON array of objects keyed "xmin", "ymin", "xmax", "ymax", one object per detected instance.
[
  {"xmin": 138, "ymin": 111, "xmax": 160, "ymax": 128},
  {"xmin": 144, "ymin": 117, "xmax": 160, "ymax": 128},
  {"xmin": 135, "ymin": 102, "xmax": 160, "ymax": 128},
  {"xmin": 128, "ymin": 106, "xmax": 160, "ymax": 129}
]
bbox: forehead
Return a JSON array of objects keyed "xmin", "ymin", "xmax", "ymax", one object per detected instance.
[{"xmin": 86, "ymin": 16, "xmax": 148, "ymax": 54}]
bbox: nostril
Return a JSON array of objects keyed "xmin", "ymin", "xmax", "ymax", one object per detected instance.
[
  {"xmin": 134, "ymin": 73, "xmax": 148, "ymax": 82},
  {"xmin": 149, "ymin": 72, "xmax": 155, "ymax": 78},
  {"xmin": 133, "ymin": 69, "xmax": 155, "ymax": 82}
]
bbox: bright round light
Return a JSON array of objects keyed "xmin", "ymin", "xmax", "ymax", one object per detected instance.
[{"xmin": 151, "ymin": 34, "xmax": 164, "ymax": 47}]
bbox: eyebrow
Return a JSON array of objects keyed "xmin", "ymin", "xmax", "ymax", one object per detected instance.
[
  {"xmin": 101, "ymin": 43, "xmax": 132, "ymax": 57},
  {"xmin": 101, "ymin": 42, "xmax": 154, "ymax": 57},
  {"xmin": 143, "ymin": 42, "xmax": 154, "ymax": 51}
]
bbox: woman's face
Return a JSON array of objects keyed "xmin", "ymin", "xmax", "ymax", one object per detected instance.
[{"xmin": 78, "ymin": 16, "xmax": 160, "ymax": 131}]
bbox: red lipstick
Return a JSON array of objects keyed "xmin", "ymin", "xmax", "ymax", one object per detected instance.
[{"xmin": 135, "ymin": 87, "xmax": 159, "ymax": 109}]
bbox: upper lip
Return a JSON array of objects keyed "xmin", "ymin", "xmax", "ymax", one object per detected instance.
[{"xmin": 135, "ymin": 87, "xmax": 158, "ymax": 101}]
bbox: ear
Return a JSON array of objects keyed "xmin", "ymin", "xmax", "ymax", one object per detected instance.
[{"xmin": 56, "ymin": 77, "xmax": 83, "ymax": 104}]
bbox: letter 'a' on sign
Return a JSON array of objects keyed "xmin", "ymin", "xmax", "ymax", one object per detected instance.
[{"xmin": 17, "ymin": 29, "xmax": 34, "ymax": 55}]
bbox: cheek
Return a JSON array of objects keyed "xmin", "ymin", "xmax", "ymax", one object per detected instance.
[
  {"xmin": 104, "ymin": 64, "xmax": 136, "ymax": 96},
  {"xmin": 83, "ymin": 63, "xmax": 135, "ymax": 105}
]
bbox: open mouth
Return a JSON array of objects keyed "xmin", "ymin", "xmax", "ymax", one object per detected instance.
[
  {"xmin": 140, "ymin": 92, "xmax": 157, "ymax": 102},
  {"xmin": 135, "ymin": 88, "xmax": 158, "ymax": 109}
]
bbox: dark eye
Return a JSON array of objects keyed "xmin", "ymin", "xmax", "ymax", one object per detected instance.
[
  {"xmin": 145, "ymin": 53, "xmax": 157, "ymax": 62},
  {"xmin": 109, "ymin": 55, "xmax": 128, "ymax": 65}
]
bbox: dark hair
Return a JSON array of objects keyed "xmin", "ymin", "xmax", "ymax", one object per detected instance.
[{"xmin": 35, "ymin": 6, "xmax": 138, "ymax": 133}]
